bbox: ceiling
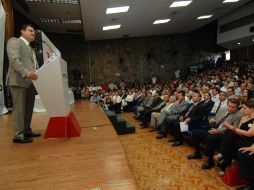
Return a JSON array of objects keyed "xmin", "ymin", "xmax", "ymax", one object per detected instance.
[{"xmin": 12, "ymin": 0, "xmax": 251, "ymax": 41}]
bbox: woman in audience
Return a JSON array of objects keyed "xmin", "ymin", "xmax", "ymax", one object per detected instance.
[
  {"xmin": 219, "ymin": 100, "xmax": 254, "ymax": 174},
  {"xmin": 237, "ymin": 143, "xmax": 254, "ymax": 190},
  {"xmin": 238, "ymin": 89, "xmax": 249, "ymax": 103},
  {"xmin": 105, "ymin": 97, "xmax": 114, "ymax": 111}
]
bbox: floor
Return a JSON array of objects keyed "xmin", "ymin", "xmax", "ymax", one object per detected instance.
[
  {"xmin": 0, "ymin": 100, "xmax": 137, "ymax": 190},
  {"xmin": 118, "ymin": 113, "xmax": 237, "ymax": 190},
  {"xmin": 0, "ymin": 99, "xmax": 243, "ymax": 190}
]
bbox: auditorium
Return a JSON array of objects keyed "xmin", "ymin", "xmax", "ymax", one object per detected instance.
[{"xmin": 0, "ymin": 0, "xmax": 254, "ymax": 189}]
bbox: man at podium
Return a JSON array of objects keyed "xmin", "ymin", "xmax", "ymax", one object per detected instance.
[{"xmin": 6, "ymin": 24, "xmax": 41, "ymax": 143}]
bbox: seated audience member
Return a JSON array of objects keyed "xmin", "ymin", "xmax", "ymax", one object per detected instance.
[
  {"xmin": 247, "ymin": 79, "xmax": 254, "ymax": 100},
  {"xmin": 95, "ymin": 83, "xmax": 103, "ymax": 94},
  {"xmin": 201, "ymin": 86, "xmax": 210, "ymax": 99},
  {"xmin": 81, "ymin": 86, "xmax": 90, "ymax": 99},
  {"xmin": 218, "ymin": 100, "xmax": 254, "ymax": 173},
  {"xmin": 238, "ymin": 144, "xmax": 254, "ymax": 190},
  {"xmin": 108, "ymin": 81, "xmax": 117, "ymax": 91},
  {"xmin": 169, "ymin": 91, "xmax": 204, "ymax": 146},
  {"xmin": 238, "ymin": 89, "xmax": 249, "ymax": 103},
  {"xmin": 133, "ymin": 89, "xmax": 143, "ymax": 104},
  {"xmin": 149, "ymin": 95, "xmax": 175, "ymax": 132},
  {"xmin": 210, "ymin": 91, "xmax": 228, "ymax": 115},
  {"xmin": 239, "ymin": 82, "xmax": 247, "ymax": 96},
  {"xmin": 105, "ymin": 97, "xmax": 114, "ymax": 111},
  {"xmin": 220, "ymin": 80, "xmax": 229, "ymax": 93},
  {"xmin": 101, "ymin": 82, "xmax": 109, "ymax": 92},
  {"xmin": 98, "ymin": 100, "xmax": 108, "ymax": 112},
  {"xmin": 134, "ymin": 92, "xmax": 154, "ymax": 119},
  {"xmin": 156, "ymin": 91, "xmax": 189, "ymax": 140},
  {"xmin": 227, "ymin": 86, "xmax": 237, "ymax": 99},
  {"xmin": 187, "ymin": 92, "xmax": 214, "ymax": 129},
  {"xmin": 133, "ymin": 91, "xmax": 146, "ymax": 115},
  {"xmin": 149, "ymin": 86, "xmax": 157, "ymax": 96},
  {"xmin": 122, "ymin": 90, "xmax": 134, "ymax": 112},
  {"xmin": 112, "ymin": 91, "xmax": 122, "ymax": 114},
  {"xmin": 186, "ymin": 98, "xmax": 242, "ymax": 170},
  {"xmin": 202, "ymin": 92, "xmax": 215, "ymax": 117},
  {"xmin": 140, "ymin": 93, "xmax": 165, "ymax": 128},
  {"xmin": 88, "ymin": 83, "xmax": 97, "ymax": 96},
  {"xmin": 234, "ymin": 81, "xmax": 242, "ymax": 96},
  {"xmin": 90, "ymin": 91, "xmax": 101, "ymax": 103},
  {"xmin": 211, "ymin": 87, "xmax": 219, "ymax": 103},
  {"xmin": 161, "ymin": 89, "xmax": 170, "ymax": 99}
]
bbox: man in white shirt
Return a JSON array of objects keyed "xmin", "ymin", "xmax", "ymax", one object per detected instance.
[
  {"xmin": 210, "ymin": 91, "xmax": 228, "ymax": 115},
  {"xmin": 210, "ymin": 87, "xmax": 219, "ymax": 103}
]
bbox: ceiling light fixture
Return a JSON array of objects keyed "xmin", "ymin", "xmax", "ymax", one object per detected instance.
[
  {"xmin": 153, "ymin": 19, "xmax": 171, "ymax": 24},
  {"xmin": 103, "ymin": 24, "xmax": 121, "ymax": 31},
  {"xmin": 26, "ymin": 0, "xmax": 79, "ymax": 4},
  {"xmin": 222, "ymin": 0, "xmax": 239, "ymax": 3},
  {"xmin": 61, "ymin": 19, "xmax": 81, "ymax": 24},
  {"xmin": 106, "ymin": 6, "xmax": 130, "ymax": 14},
  {"xmin": 170, "ymin": 1, "xmax": 192, "ymax": 7},
  {"xmin": 197, "ymin": 15, "xmax": 213, "ymax": 19},
  {"xmin": 40, "ymin": 18, "xmax": 81, "ymax": 24},
  {"xmin": 237, "ymin": 42, "xmax": 241, "ymax": 45}
]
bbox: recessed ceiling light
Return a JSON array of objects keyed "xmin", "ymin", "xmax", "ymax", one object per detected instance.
[
  {"xmin": 153, "ymin": 19, "xmax": 171, "ymax": 24},
  {"xmin": 40, "ymin": 18, "xmax": 81, "ymax": 24},
  {"xmin": 170, "ymin": 1, "xmax": 192, "ymax": 8},
  {"xmin": 25, "ymin": 0, "xmax": 79, "ymax": 4},
  {"xmin": 252, "ymin": 39, "xmax": 254, "ymax": 42},
  {"xmin": 223, "ymin": 0, "xmax": 239, "ymax": 3},
  {"xmin": 61, "ymin": 19, "xmax": 81, "ymax": 24},
  {"xmin": 197, "ymin": 15, "xmax": 213, "ymax": 19},
  {"xmin": 106, "ymin": 6, "xmax": 130, "ymax": 14},
  {"xmin": 237, "ymin": 42, "xmax": 241, "ymax": 45},
  {"xmin": 103, "ymin": 24, "xmax": 121, "ymax": 31}
]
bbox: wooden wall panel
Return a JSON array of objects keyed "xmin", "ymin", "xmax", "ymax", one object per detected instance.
[{"xmin": 2, "ymin": 0, "xmax": 14, "ymax": 40}]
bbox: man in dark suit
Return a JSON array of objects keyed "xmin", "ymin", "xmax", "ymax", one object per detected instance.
[
  {"xmin": 188, "ymin": 92, "xmax": 214, "ymax": 130},
  {"xmin": 170, "ymin": 91, "xmax": 204, "ymax": 146},
  {"xmin": 140, "ymin": 93, "xmax": 164, "ymax": 128},
  {"xmin": 6, "ymin": 24, "xmax": 41, "ymax": 143}
]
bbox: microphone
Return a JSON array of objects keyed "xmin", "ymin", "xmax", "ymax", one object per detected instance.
[{"xmin": 41, "ymin": 39, "xmax": 57, "ymax": 58}]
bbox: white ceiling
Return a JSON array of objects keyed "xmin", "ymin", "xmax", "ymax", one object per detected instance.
[{"xmin": 12, "ymin": 0, "xmax": 251, "ymax": 41}]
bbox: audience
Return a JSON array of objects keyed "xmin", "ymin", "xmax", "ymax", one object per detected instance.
[
  {"xmin": 71, "ymin": 60, "xmax": 254, "ymax": 187},
  {"xmin": 219, "ymin": 100, "xmax": 254, "ymax": 174},
  {"xmin": 186, "ymin": 98, "xmax": 243, "ymax": 169}
]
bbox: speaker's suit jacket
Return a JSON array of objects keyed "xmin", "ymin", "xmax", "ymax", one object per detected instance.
[{"xmin": 6, "ymin": 37, "xmax": 36, "ymax": 87}]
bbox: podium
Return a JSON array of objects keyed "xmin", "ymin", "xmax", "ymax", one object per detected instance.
[{"xmin": 33, "ymin": 56, "xmax": 81, "ymax": 138}]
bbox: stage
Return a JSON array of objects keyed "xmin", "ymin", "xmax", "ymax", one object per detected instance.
[{"xmin": 0, "ymin": 100, "xmax": 137, "ymax": 190}]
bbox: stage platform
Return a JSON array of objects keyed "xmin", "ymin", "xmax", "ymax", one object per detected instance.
[{"xmin": 0, "ymin": 100, "xmax": 137, "ymax": 190}]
